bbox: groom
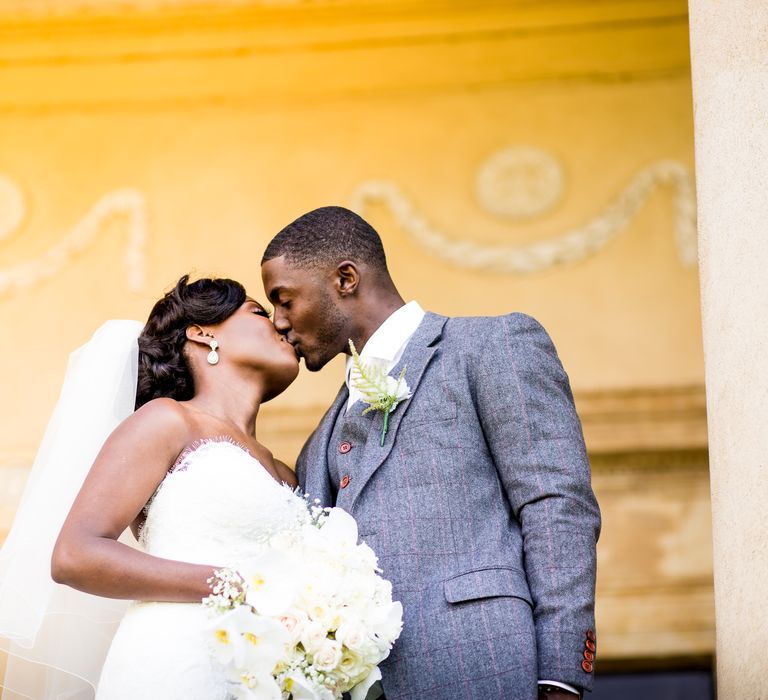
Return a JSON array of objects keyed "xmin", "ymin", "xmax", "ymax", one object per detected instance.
[{"xmin": 261, "ymin": 207, "xmax": 601, "ymax": 700}]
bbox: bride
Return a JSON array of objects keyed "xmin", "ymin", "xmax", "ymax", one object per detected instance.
[{"xmin": 0, "ymin": 275, "xmax": 376, "ymax": 699}]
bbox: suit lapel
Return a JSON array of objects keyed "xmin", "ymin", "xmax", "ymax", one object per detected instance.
[
  {"xmin": 301, "ymin": 382, "xmax": 348, "ymax": 506},
  {"xmin": 347, "ymin": 313, "xmax": 447, "ymax": 510}
]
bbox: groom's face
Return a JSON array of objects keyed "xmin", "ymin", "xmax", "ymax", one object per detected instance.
[{"xmin": 262, "ymin": 256, "xmax": 347, "ymax": 372}]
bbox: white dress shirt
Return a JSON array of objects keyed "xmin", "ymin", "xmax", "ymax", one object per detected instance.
[
  {"xmin": 343, "ymin": 300, "xmax": 581, "ymax": 697},
  {"xmin": 345, "ymin": 301, "xmax": 425, "ymax": 411}
]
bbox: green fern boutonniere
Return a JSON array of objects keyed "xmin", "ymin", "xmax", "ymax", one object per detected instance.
[{"xmin": 349, "ymin": 339, "xmax": 412, "ymax": 446}]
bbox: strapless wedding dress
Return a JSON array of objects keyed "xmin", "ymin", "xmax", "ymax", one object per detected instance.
[{"xmin": 96, "ymin": 439, "xmax": 309, "ymax": 700}]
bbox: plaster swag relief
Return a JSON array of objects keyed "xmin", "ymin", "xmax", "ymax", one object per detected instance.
[
  {"xmin": 0, "ymin": 150, "xmax": 695, "ymax": 299},
  {"xmin": 0, "ymin": 175, "xmax": 146, "ymax": 299},
  {"xmin": 351, "ymin": 150, "xmax": 697, "ymax": 274}
]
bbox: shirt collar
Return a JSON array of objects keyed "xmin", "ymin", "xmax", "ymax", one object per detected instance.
[{"xmin": 345, "ymin": 301, "xmax": 425, "ymax": 384}]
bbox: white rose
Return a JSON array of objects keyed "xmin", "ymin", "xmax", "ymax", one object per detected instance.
[
  {"xmin": 312, "ymin": 638, "xmax": 342, "ymax": 672},
  {"xmin": 335, "ymin": 621, "xmax": 367, "ymax": 650},
  {"xmin": 299, "ymin": 619, "xmax": 328, "ymax": 654},
  {"xmin": 338, "ymin": 647, "xmax": 369, "ymax": 684},
  {"xmin": 278, "ymin": 608, "xmax": 308, "ymax": 645}
]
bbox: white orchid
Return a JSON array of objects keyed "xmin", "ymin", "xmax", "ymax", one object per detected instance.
[
  {"xmin": 369, "ymin": 601, "xmax": 404, "ymax": 650},
  {"xmin": 237, "ymin": 615, "xmax": 290, "ymax": 674},
  {"xmin": 229, "ymin": 669, "xmax": 283, "ymax": 700},
  {"xmin": 283, "ymin": 671, "xmax": 334, "ymax": 700},
  {"xmin": 206, "ymin": 606, "xmax": 288, "ymax": 672},
  {"xmin": 239, "ymin": 550, "xmax": 299, "ymax": 616},
  {"xmin": 317, "ymin": 507, "xmax": 359, "ymax": 549},
  {"xmin": 350, "ymin": 667, "xmax": 383, "ymax": 700}
]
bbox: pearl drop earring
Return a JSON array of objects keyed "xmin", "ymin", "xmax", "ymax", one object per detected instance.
[{"xmin": 207, "ymin": 339, "xmax": 219, "ymax": 365}]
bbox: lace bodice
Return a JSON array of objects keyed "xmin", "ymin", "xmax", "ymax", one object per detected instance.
[{"xmin": 138, "ymin": 440, "xmax": 307, "ymax": 567}]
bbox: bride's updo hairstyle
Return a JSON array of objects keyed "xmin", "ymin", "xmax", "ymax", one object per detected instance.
[{"xmin": 135, "ymin": 274, "xmax": 246, "ymax": 410}]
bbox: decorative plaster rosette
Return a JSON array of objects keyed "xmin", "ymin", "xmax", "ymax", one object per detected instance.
[{"xmin": 475, "ymin": 146, "xmax": 565, "ymax": 220}]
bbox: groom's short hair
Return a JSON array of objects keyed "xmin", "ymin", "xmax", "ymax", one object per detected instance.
[{"xmin": 262, "ymin": 206, "xmax": 388, "ymax": 272}]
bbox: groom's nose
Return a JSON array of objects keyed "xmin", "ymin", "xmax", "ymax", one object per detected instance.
[{"xmin": 272, "ymin": 309, "xmax": 290, "ymax": 334}]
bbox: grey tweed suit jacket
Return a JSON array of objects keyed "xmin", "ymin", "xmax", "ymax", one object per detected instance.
[{"xmin": 296, "ymin": 312, "xmax": 601, "ymax": 700}]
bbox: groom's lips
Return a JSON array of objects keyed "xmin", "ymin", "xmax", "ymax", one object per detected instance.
[{"xmin": 279, "ymin": 335, "xmax": 301, "ymax": 360}]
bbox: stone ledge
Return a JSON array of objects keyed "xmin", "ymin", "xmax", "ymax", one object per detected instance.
[
  {"xmin": 597, "ymin": 584, "xmax": 715, "ymax": 659},
  {"xmin": 575, "ymin": 384, "xmax": 707, "ymax": 454},
  {"xmin": 0, "ymin": 0, "xmax": 691, "ymax": 112}
]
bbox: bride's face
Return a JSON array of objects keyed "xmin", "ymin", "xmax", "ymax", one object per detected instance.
[{"xmin": 212, "ymin": 298, "xmax": 300, "ymax": 399}]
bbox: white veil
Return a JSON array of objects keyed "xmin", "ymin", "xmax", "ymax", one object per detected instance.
[{"xmin": 0, "ymin": 320, "xmax": 143, "ymax": 699}]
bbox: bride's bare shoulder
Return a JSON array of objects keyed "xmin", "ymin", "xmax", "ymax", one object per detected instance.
[
  {"xmin": 134, "ymin": 396, "xmax": 192, "ymax": 422},
  {"xmin": 110, "ymin": 397, "xmax": 194, "ymax": 452}
]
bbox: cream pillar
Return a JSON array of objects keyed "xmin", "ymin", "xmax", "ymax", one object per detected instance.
[{"xmin": 688, "ymin": 2, "xmax": 768, "ymax": 696}]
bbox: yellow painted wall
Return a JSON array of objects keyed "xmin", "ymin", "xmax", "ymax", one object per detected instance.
[
  {"xmin": 0, "ymin": 0, "xmax": 700, "ymax": 460},
  {"xmin": 2, "ymin": 77, "xmax": 700, "ymax": 454},
  {"xmin": 0, "ymin": 0, "xmax": 710, "ymax": 667}
]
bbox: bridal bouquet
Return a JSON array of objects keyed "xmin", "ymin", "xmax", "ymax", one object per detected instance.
[{"xmin": 203, "ymin": 499, "xmax": 403, "ymax": 700}]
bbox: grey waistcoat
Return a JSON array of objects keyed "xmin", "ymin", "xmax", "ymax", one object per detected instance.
[{"xmin": 326, "ymin": 398, "xmax": 371, "ymax": 499}]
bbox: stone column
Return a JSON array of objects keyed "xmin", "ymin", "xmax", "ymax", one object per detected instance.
[{"xmin": 688, "ymin": 2, "xmax": 768, "ymax": 696}]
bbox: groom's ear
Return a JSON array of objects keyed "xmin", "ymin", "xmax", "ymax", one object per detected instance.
[{"xmin": 334, "ymin": 261, "xmax": 360, "ymax": 297}]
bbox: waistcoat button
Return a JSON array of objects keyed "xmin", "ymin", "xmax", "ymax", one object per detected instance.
[
  {"xmin": 339, "ymin": 441, "xmax": 352, "ymax": 454},
  {"xmin": 340, "ymin": 475, "xmax": 350, "ymax": 489}
]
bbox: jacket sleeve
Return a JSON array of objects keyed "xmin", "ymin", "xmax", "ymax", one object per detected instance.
[{"xmin": 471, "ymin": 313, "xmax": 601, "ymax": 691}]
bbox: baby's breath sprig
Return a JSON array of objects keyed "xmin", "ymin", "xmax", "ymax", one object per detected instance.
[
  {"xmin": 308, "ymin": 497, "xmax": 332, "ymax": 529},
  {"xmin": 203, "ymin": 567, "xmax": 246, "ymax": 613},
  {"xmin": 297, "ymin": 489, "xmax": 332, "ymax": 529}
]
